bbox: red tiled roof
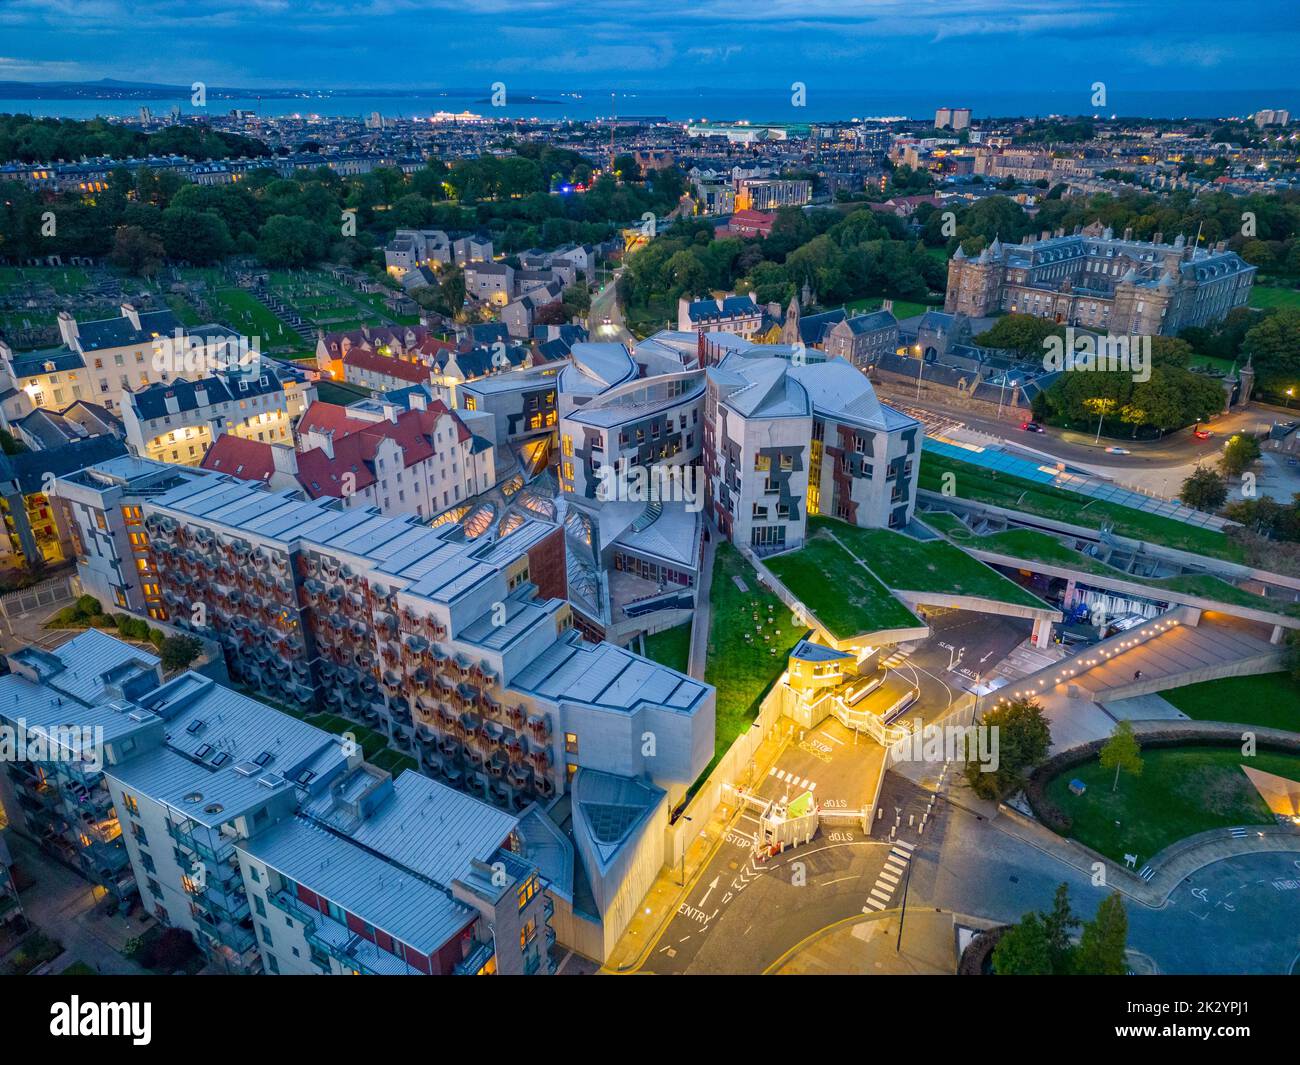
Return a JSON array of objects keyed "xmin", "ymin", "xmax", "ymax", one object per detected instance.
[
  {"xmin": 294, "ymin": 402, "xmax": 473, "ymax": 499},
  {"xmin": 341, "ymin": 346, "xmax": 432, "ymax": 384},
  {"xmin": 200, "ymin": 434, "xmax": 277, "ymax": 483}
]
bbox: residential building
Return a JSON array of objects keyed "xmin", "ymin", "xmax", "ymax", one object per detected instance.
[
  {"xmin": 0, "ymin": 628, "xmax": 554, "ymax": 975},
  {"xmin": 677, "ymin": 292, "xmax": 765, "ymax": 337},
  {"xmin": 53, "ymin": 455, "xmax": 217, "ymax": 617},
  {"xmin": 121, "ymin": 364, "xmax": 315, "ymax": 467},
  {"xmin": 139, "ymin": 476, "xmax": 713, "ymax": 959},
  {"xmin": 0, "ymin": 308, "xmax": 238, "ymax": 416},
  {"xmin": 0, "ymin": 433, "xmax": 128, "ymax": 572},
  {"xmin": 202, "ymin": 396, "xmax": 497, "ymax": 522}
]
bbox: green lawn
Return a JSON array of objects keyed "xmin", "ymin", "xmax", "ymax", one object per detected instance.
[
  {"xmin": 1158, "ymin": 672, "xmax": 1300, "ymax": 732},
  {"xmin": 845, "ymin": 296, "xmax": 935, "ymax": 320},
  {"xmin": 644, "ymin": 622, "xmax": 691, "ymax": 674},
  {"xmin": 928, "ymin": 520, "xmax": 1300, "ymax": 619},
  {"xmin": 304, "ymin": 713, "xmax": 390, "ymax": 760},
  {"xmin": 1248, "ymin": 284, "xmax": 1300, "ymax": 310},
  {"xmin": 702, "ymin": 543, "xmax": 808, "ymax": 774},
  {"xmin": 918, "ymin": 450, "xmax": 1245, "ymax": 564},
  {"xmin": 211, "ymin": 288, "xmax": 303, "ymax": 349},
  {"xmin": 1045, "ymin": 745, "xmax": 1298, "ymax": 865},
  {"xmin": 764, "ymin": 526, "xmax": 922, "ymax": 640},
  {"xmin": 817, "ymin": 515, "xmax": 1049, "ymax": 608}
]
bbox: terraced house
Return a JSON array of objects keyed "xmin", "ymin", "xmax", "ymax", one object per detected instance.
[
  {"xmin": 0, "ymin": 306, "xmax": 236, "ymax": 416},
  {"xmin": 121, "ymin": 363, "xmax": 315, "ymax": 467}
]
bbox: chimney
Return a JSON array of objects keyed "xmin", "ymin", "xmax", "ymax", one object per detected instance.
[
  {"xmin": 1123, "ymin": 227, "xmax": 1133, "ymax": 241},
  {"xmin": 382, "ymin": 402, "xmax": 399, "ymax": 424},
  {"xmin": 58, "ymin": 310, "xmax": 79, "ymax": 347},
  {"xmin": 409, "ymin": 390, "xmax": 427, "ymax": 412},
  {"xmin": 319, "ymin": 429, "xmax": 335, "ymax": 460},
  {"xmin": 1153, "ymin": 231, "xmax": 1163, "ymax": 245},
  {"xmin": 120, "ymin": 303, "xmax": 141, "ymax": 331},
  {"xmin": 164, "ymin": 392, "xmax": 180, "ymax": 416},
  {"xmin": 880, "ymin": 298, "xmax": 894, "ymax": 313},
  {"xmin": 271, "ymin": 443, "xmax": 299, "ymax": 478}
]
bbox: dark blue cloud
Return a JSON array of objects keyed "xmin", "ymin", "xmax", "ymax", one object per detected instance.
[{"xmin": 1, "ymin": 0, "xmax": 1296, "ymax": 97}]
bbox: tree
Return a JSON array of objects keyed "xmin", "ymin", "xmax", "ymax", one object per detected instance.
[
  {"xmin": 109, "ymin": 225, "xmax": 164, "ymax": 276},
  {"xmin": 1243, "ymin": 308, "xmax": 1300, "ymax": 391},
  {"xmin": 1220, "ymin": 433, "xmax": 1262, "ymax": 477},
  {"xmin": 1041, "ymin": 882, "xmax": 1081, "ymax": 975},
  {"xmin": 1075, "ymin": 893, "xmax": 1129, "ymax": 975},
  {"xmin": 1098, "ymin": 720, "xmax": 1144, "ymax": 792},
  {"xmin": 1179, "ymin": 465, "xmax": 1228, "ymax": 511},
  {"xmin": 160, "ymin": 635, "xmax": 203, "ymax": 674},
  {"xmin": 965, "ymin": 697, "xmax": 1052, "ymax": 800},
  {"xmin": 991, "ymin": 912, "xmax": 1054, "ymax": 974}
]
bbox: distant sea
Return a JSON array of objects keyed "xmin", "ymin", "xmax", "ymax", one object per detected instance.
[{"xmin": 4, "ymin": 87, "xmax": 1299, "ymax": 124}]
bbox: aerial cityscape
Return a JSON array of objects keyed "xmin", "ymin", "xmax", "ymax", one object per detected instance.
[{"xmin": 0, "ymin": 0, "xmax": 1298, "ymax": 1028}]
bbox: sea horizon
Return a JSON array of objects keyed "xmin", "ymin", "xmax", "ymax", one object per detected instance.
[{"xmin": 3, "ymin": 86, "xmax": 1299, "ymax": 124}]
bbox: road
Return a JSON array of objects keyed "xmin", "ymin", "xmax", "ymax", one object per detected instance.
[
  {"xmin": 873, "ymin": 377, "xmax": 1268, "ymax": 471},
  {"xmin": 587, "ymin": 267, "xmax": 633, "ymax": 344}
]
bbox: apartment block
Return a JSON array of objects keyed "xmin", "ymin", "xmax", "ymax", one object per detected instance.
[
  {"xmin": 0, "ymin": 629, "xmax": 553, "ymax": 975},
  {"xmin": 0, "ymin": 308, "xmax": 240, "ymax": 415},
  {"xmin": 53, "ymin": 455, "xmax": 217, "ymax": 617}
]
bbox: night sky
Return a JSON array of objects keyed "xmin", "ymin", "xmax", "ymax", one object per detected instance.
[{"xmin": 2, "ymin": 0, "xmax": 1297, "ymax": 96}]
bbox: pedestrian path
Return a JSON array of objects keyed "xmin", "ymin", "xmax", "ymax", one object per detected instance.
[
  {"xmin": 881, "ymin": 649, "xmax": 910, "ymax": 669},
  {"xmin": 864, "ymin": 839, "xmax": 914, "ymax": 912},
  {"xmin": 769, "ymin": 766, "xmax": 817, "ymax": 791}
]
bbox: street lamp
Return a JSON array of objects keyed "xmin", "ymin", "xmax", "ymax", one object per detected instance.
[{"xmin": 1287, "ymin": 388, "xmax": 1295, "ymax": 410}]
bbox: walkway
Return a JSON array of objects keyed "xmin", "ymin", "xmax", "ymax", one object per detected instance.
[
  {"xmin": 687, "ymin": 532, "xmax": 717, "ymax": 681},
  {"xmin": 1067, "ymin": 619, "xmax": 1280, "ymax": 700}
]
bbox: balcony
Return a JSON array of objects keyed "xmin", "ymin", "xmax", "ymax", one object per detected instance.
[{"xmin": 454, "ymin": 940, "xmax": 496, "ymax": 976}]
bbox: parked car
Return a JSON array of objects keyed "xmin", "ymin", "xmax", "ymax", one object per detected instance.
[{"xmin": 1020, "ymin": 421, "xmax": 1044, "ymax": 433}]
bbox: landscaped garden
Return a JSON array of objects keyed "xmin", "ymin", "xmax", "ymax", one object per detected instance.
[
  {"xmin": 922, "ymin": 517, "xmax": 1300, "ymax": 619},
  {"xmin": 303, "ymin": 712, "xmax": 417, "ymax": 776},
  {"xmin": 643, "ymin": 622, "xmax": 691, "ymax": 674},
  {"xmin": 817, "ymin": 516, "xmax": 1050, "ymax": 608},
  {"xmin": 918, "ymin": 449, "xmax": 1246, "ymax": 564},
  {"xmin": 1043, "ymin": 744, "xmax": 1299, "ymax": 865},
  {"xmin": 1157, "ymin": 671, "xmax": 1300, "ymax": 732},
  {"xmin": 764, "ymin": 523, "xmax": 922, "ymax": 640},
  {"xmin": 702, "ymin": 543, "xmax": 808, "ymax": 774}
]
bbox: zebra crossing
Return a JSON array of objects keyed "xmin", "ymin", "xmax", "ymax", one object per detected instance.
[
  {"xmin": 863, "ymin": 839, "xmax": 915, "ymax": 912},
  {"xmin": 768, "ymin": 766, "xmax": 817, "ymax": 791},
  {"xmin": 880, "ymin": 649, "xmax": 910, "ymax": 670}
]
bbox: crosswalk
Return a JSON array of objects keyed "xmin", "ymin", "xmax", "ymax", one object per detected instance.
[
  {"xmin": 768, "ymin": 766, "xmax": 817, "ymax": 791},
  {"xmin": 881, "ymin": 650, "xmax": 910, "ymax": 670},
  {"xmin": 863, "ymin": 839, "xmax": 915, "ymax": 912}
]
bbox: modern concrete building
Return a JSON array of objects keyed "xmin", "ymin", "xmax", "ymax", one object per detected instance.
[
  {"xmin": 53, "ymin": 455, "xmax": 217, "ymax": 617},
  {"xmin": 944, "ymin": 227, "xmax": 1257, "ymax": 335},
  {"xmin": 704, "ymin": 349, "xmax": 921, "ymax": 551},
  {"xmin": 0, "ymin": 628, "xmax": 554, "ymax": 975},
  {"xmin": 136, "ymin": 474, "xmax": 713, "ymax": 958}
]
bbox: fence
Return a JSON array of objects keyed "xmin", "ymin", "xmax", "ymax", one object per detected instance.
[{"xmin": 0, "ymin": 575, "xmax": 74, "ymax": 621}]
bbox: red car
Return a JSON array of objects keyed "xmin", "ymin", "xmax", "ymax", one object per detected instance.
[
  {"xmin": 1194, "ymin": 428, "xmax": 1213, "ymax": 441},
  {"xmin": 1020, "ymin": 421, "xmax": 1044, "ymax": 433}
]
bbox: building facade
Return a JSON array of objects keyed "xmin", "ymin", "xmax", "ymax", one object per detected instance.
[{"xmin": 944, "ymin": 228, "xmax": 1257, "ymax": 335}]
